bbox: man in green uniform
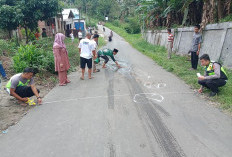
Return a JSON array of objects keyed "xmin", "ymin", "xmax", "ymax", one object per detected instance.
[
  {"xmin": 94, "ymin": 48, "xmax": 120, "ymax": 68},
  {"xmin": 198, "ymin": 54, "xmax": 228, "ymax": 97},
  {"xmin": 6, "ymin": 68, "xmax": 42, "ymax": 106}
]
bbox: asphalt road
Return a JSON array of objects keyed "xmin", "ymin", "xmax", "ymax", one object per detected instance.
[{"xmin": 0, "ymin": 26, "xmax": 232, "ymax": 157}]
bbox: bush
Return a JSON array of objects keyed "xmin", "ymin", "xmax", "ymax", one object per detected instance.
[
  {"xmin": 123, "ymin": 17, "xmax": 141, "ymax": 34},
  {"xmin": 13, "ymin": 44, "xmax": 54, "ymax": 73},
  {"xmin": 0, "ymin": 39, "xmax": 17, "ymax": 56},
  {"xmin": 112, "ymin": 20, "xmax": 120, "ymax": 27},
  {"xmin": 220, "ymin": 14, "xmax": 232, "ymax": 22}
]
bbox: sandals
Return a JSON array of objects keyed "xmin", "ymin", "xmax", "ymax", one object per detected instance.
[{"xmin": 93, "ymin": 69, "xmax": 100, "ymax": 73}]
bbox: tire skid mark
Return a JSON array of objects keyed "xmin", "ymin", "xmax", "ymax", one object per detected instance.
[
  {"xmin": 127, "ymin": 76, "xmax": 186, "ymax": 157},
  {"xmin": 105, "ymin": 69, "xmax": 115, "ymax": 110}
]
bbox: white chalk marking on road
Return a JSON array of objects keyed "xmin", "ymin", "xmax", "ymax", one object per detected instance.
[
  {"xmin": 155, "ymin": 83, "xmax": 167, "ymax": 89},
  {"xmin": 144, "ymin": 82, "xmax": 152, "ymax": 88},
  {"xmin": 133, "ymin": 93, "xmax": 164, "ymax": 103}
]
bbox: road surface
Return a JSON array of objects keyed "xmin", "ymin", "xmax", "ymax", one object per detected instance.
[{"xmin": 0, "ymin": 26, "xmax": 232, "ymax": 157}]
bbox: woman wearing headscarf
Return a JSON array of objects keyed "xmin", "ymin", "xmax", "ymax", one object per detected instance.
[{"xmin": 53, "ymin": 33, "xmax": 71, "ymax": 86}]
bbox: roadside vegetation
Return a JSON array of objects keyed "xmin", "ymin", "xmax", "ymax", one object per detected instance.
[{"xmin": 105, "ymin": 22, "xmax": 232, "ymax": 112}]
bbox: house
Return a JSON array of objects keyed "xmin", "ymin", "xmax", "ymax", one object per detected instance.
[
  {"xmin": 38, "ymin": 9, "xmax": 86, "ymax": 37},
  {"xmin": 38, "ymin": 13, "xmax": 64, "ymax": 37},
  {"xmin": 62, "ymin": 8, "xmax": 86, "ymax": 37}
]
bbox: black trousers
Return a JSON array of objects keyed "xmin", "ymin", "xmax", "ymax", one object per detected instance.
[
  {"xmin": 15, "ymin": 86, "xmax": 40, "ymax": 98},
  {"xmin": 198, "ymin": 79, "xmax": 226, "ymax": 93},
  {"xmin": 191, "ymin": 51, "xmax": 199, "ymax": 69},
  {"xmin": 100, "ymin": 56, "xmax": 109, "ymax": 64}
]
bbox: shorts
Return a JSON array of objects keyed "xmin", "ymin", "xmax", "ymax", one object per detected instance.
[{"xmin": 80, "ymin": 57, "xmax": 92, "ymax": 69}]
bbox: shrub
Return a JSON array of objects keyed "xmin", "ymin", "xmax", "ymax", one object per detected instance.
[
  {"xmin": 112, "ymin": 20, "xmax": 120, "ymax": 27},
  {"xmin": 0, "ymin": 39, "xmax": 17, "ymax": 56},
  {"xmin": 123, "ymin": 17, "xmax": 141, "ymax": 34},
  {"xmin": 13, "ymin": 44, "xmax": 54, "ymax": 73},
  {"xmin": 220, "ymin": 14, "xmax": 232, "ymax": 22}
]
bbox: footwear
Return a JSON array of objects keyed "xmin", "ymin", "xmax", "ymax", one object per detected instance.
[
  {"xmin": 93, "ymin": 69, "xmax": 100, "ymax": 73},
  {"xmin": 66, "ymin": 80, "xmax": 71, "ymax": 83},
  {"xmin": 80, "ymin": 77, "xmax": 84, "ymax": 80},
  {"xmin": 209, "ymin": 92, "xmax": 217, "ymax": 97},
  {"xmin": 59, "ymin": 84, "xmax": 67, "ymax": 86}
]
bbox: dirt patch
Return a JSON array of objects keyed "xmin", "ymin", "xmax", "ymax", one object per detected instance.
[{"xmin": 0, "ymin": 56, "xmax": 58, "ymax": 132}]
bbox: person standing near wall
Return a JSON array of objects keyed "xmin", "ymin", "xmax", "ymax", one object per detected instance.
[
  {"xmin": 167, "ymin": 28, "xmax": 174, "ymax": 59},
  {"xmin": 53, "ymin": 33, "xmax": 71, "ymax": 86},
  {"xmin": 189, "ymin": 24, "xmax": 202, "ymax": 70}
]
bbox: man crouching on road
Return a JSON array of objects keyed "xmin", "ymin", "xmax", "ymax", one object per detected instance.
[
  {"xmin": 198, "ymin": 54, "xmax": 228, "ymax": 97},
  {"xmin": 6, "ymin": 68, "xmax": 42, "ymax": 106}
]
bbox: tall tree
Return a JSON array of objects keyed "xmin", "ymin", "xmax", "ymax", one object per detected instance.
[
  {"xmin": 0, "ymin": 4, "xmax": 23, "ymax": 38},
  {"xmin": 18, "ymin": 0, "xmax": 61, "ymax": 43}
]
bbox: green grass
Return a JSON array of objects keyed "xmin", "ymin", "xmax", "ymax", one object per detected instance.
[
  {"xmin": 220, "ymin": 14, "xmax": 232, "ymax": 22},
  {"xmin": 105, "ymin": 23, "xmax": 232, "ymax": 112}
]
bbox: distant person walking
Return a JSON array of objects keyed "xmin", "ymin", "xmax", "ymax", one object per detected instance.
[
  {"xmin": 189, "ymin": 24, "xmax": 202, "ymax": 70},
  {"xmin": 78, "ymin": 33, "xmax": 95, "ymax": 80},
  {"xmin": 42, "ymin": 28, "xmax": 47, "ymax": 38},
  {"xmin": 70, "ymin": 30, "xmax": 74, "ymax": 43},
  {"xmin": 78, "ymin": 30, "xmax": 83, "ymax": 41},
  {"xmin": 109, "ymin": 31, "xmax": 113, "ymax": 42},
  {"xmin": 167, "ymin": 28, "xmax": 174, "ymax": 59},
  {"xmin": 53, "ymin": 33, "xmax": 71, "ymax": 86}
]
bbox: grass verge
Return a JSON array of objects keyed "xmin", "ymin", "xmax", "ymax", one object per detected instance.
[{"xmin": 105, "ymin": 23, "xmax": 232, "ymax": 112}]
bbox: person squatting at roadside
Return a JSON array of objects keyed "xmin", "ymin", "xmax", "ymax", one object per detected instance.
[
  {"xmin": 5, "ymin": 68, "xmax": 42, "ymax": 106},
  {"xmin": 94, "ymin": 48, "xmax": 121, "ymax": 69},
  {"xmin": 198, "ymin": 54, "xmax": 228, "ymax": 97}
]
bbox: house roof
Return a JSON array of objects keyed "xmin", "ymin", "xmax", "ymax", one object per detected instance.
[{"xmin": 62, "ymin": 8, "xmax": 79, "ymax": 21}]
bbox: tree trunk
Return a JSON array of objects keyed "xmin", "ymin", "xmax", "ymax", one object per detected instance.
[
  {"xmin": 25, "ymin": 27, "xmax": 29, "ymax": 44},
  {"xmin": 218, "ymin": 0, "xmax": 223, "ymax": 20},
  {"xmin": 201, "ymin": 0, "xmax": 216, "ymax": 30},
  {"xmin": 166, "ymin": 13, "xmax": 171, "ymax": 28},
  {"xmin": 224, "ymin": 0, "xmax": 231, "ymax": 15},
  {"xmin": 8, "ymin": 30, "xmax": 12, "ymax": 39}
]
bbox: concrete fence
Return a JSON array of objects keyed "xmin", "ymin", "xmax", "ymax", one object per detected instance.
[{"xmin": 142, "ymin": 22, "xmax": 232, "ymax": 68}]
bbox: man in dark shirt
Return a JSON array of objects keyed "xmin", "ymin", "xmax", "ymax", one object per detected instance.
[
  {"xmin": 198, "ymin": 54, "xmax": 228, "ymax": 97},
  {"xmin": 189, "ymin": 24, "xmax": 202, "ymax": 70}
]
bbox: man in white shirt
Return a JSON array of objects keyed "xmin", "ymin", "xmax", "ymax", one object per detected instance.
[
  {"xmin": 91, "ymin": 34, "xmax": 100, "ymax": 73},
  {"xmin": 78, "ymin": 33, "xmax": 95, "ymax": 80}
]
